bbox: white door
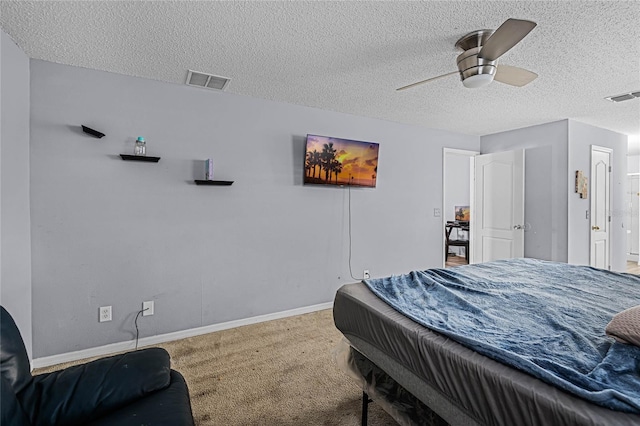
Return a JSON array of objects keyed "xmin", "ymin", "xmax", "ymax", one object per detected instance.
[
  {"xmin": 472, "ymin": 150, "xmax": 525, "ymax": 263},
  {"xmin": 590, "ymin": 146, "xmax": 612, "ymax": 269},
  {"xmin": 626, "ymin": 175, "xmax": 639, "ymax": 262}
]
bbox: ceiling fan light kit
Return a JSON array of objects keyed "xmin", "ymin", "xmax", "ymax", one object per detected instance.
[
  {"xmin": 462, "ymin": 73, "xmax": 495, "ymax": 89},
  {"xmin": 397, "ymin": 18, "xmax": 537, "ymax": 91}
]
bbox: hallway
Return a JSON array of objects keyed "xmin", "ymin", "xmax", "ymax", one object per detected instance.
[{"xmin": 627, "ymin": 261, "xmax": 640, "ymax": 274}]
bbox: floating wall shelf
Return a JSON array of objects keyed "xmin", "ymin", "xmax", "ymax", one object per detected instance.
[
  {"xmin": 194, "ymin": 180, "xmax": 234, "ymax": 186},
  {"xmin": 120, "ymin": 154, "xmax": 161, "ymax": 163},
  {"xmin": 82, "ymin": 125, "xmax": 105, "ymax": 138}
]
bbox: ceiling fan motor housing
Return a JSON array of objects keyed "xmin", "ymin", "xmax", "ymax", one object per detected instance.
[
  {"xmin": 455, "ymin": 30, "xmax": 497, "ymax": 88},
  {"xmin": 456, "ymin": 47, "xmax": 497, "ymax": 87}
]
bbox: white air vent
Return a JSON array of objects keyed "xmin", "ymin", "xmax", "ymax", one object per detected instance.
[
  {"xmin": 605, "ymin": 91, "xmax": 640, "ymax": 103},
  {"xmin": 186, "ymin": 70, "xmax": 230, "ymax": 91}
]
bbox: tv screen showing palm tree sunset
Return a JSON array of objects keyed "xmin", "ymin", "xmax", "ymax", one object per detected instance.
[{"xmin": 304, "ymin": 135, "xmax": 379, "ymax": 188}]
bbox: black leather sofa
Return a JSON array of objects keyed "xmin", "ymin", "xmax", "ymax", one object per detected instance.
[{"xmin": 1, "ymin": 306, "xmax": 195, "ymax": 425}]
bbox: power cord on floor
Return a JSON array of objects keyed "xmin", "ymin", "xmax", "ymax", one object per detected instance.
[{"xmin": 134, "ymin": 307, "xmax": 149, "ymax": 350}]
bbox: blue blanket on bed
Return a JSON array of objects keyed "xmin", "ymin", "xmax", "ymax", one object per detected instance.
[{"xmin": 363, "ymin": 258, "xmax": 640, "ymax": 413}]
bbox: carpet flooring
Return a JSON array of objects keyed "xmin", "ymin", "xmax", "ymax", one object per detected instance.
[{"xmin": 35, "ymin": 309, "xmax": 398, "ymax": 425}]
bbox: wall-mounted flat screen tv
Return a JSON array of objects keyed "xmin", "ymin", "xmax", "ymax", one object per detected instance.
[{"xmin": 304, "ymin": 134, "xmax": 379, "ymax": 188}]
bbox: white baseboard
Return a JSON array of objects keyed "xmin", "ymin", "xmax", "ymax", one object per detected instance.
[{"xmin": 32, "ymin": 301, "xmax": 334, "ymax": 369}]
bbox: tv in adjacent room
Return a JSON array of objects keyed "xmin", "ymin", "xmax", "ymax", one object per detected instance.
[{"xmin": 303, "ymin": 134, "xmax": 379, "ymax": 188}]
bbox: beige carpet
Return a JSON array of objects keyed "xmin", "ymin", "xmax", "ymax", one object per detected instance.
[{"xmin": 35, "ymin": 309, "xmax": 397, "ymax": 425}]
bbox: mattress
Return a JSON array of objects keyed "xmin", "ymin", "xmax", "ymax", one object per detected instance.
[{"xmin": 333, "ymin": 282, "xmax": 640, "ymax": 426}]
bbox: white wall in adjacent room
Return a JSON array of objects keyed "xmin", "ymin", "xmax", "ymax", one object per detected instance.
[{"xmin": 567, "ymin": 120, "xmax": 628, "ymax": 271}]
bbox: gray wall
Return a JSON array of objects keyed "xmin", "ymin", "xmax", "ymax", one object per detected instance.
[
  {"xmin": 567, "ymin": 120, "xmax": 628, "ymax": 271},
  {"xmin": 480, "ymin": 120, "xmax": 569, "ymax": 262},
  {"xmin": 0, "ymin": 30, "xmax": 32, "ymax": 357},
  {"xmin": 30, "ymin": 59, "xmax": 479, "ymax": 358},
  {"xmin": 481, "ymin": 119, "xmax": 628, "ymax": 271}
]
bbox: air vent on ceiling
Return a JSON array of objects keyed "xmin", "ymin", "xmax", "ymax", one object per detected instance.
[
  {"xmin": 605, "ymin": 91, "xmax": 640, "ymax": 103},
  {"xmin": 186, "ymin": 70, "xmax": 230, "ymax": 91}
]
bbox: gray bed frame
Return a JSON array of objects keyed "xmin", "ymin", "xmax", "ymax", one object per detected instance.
[
  {"xmin": 333, "ymin": 281, "xmax": 640, "ymax": 426},
  {"xmin": 347, "ymin": 335, "xmax": 480, "ymax": 426}
]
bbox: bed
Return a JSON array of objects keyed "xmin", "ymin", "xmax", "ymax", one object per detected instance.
[{"xmin": 333, "ymin": 258, "xmax": 640, "ymax": 426}]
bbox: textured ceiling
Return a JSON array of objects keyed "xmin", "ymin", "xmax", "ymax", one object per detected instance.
[{"xmin": 1, "ymin": 1, "xmax": 639, "ymax": 137}]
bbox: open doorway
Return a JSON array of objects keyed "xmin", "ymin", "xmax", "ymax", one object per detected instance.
[{"xmin": 443, "ymin": 148, "xmax": 478, "ymax": 268}]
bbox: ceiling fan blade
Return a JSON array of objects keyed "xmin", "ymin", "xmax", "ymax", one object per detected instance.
[
  {"xmin": 478, "ymin": 18, "xmax": 536, "ymax": 61},
  {"xmin": 494, "ymin": 64, "xmax": 538, "ymax": 87},
  {"xmin": 396, "ymin": 71, "xmax": 459, "ymax": 91}
]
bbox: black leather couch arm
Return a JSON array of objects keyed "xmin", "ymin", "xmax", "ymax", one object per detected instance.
[
  {"xmin": 86, "ymin": 370, "xmax": 195, "ymax": 426},
  {"xmin": 19, "ymin": 348, "xmax": 171, "ymax": 426}
]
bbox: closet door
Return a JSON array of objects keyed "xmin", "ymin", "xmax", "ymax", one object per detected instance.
[{"xmin": 628, "ymin": 175, "xmax": 639, "ymax": 261}]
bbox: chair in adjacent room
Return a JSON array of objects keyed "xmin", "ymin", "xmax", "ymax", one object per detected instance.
[{"xmin": 445, "ymin": 222, "xmax": 469, "ymax": 263}]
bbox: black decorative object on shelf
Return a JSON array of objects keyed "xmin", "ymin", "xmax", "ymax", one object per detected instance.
[
  {"xmin": 194, "ymin": 180, "xmax": 234, "ymax": 186},
  {"xmin": 120, "ymin": 154, "xmax": 161, "ymax": 163},
  {"xmin": 82, "ymin": 125, "xmax": 105, "ymax": 138}
]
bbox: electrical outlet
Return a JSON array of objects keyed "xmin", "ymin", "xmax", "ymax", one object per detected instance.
[
  {"xmin": 99, "ymin": 306, "xmax": 112, "ymax": 322},
  {"xmin": 434, "ymin": 208, "xmax": 441, "ymax": 217},
  {"xmin": 142, "ymin": 301, "xmax": 154, "ymax": 316},
  {"xmin": 363, "ymin": 270, "xmax": 370, "ymax": 279}
]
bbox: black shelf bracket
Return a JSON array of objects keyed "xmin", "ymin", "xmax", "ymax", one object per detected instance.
[
  {"xmin": 194, "ymin": 180, "xmax": 233, "ymax": 186},
  {"xmin": 82, "ymin": 125, "xmax": 105, "ymax": 138},
  {"xmin": 120, "ymin": 154, "xmax": 161, "ymax": 163}
]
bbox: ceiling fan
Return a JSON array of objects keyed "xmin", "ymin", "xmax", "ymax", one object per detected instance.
[{"xmin": 398, "ymin": 18, "xmax": 538, "ymax": 91}]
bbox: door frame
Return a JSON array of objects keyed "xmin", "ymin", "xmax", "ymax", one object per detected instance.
[{"xmin": 442, "ymin": 148, "xmax": 479, "ymax": 267}]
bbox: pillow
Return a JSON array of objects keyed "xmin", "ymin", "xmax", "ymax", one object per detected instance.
[{"xmin": 605, "ymin": 305, "xmax": 640, "ymax": 347}]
